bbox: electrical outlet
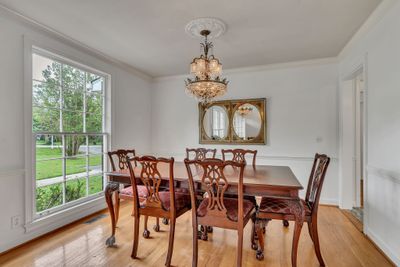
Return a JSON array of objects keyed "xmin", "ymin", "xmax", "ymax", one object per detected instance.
[{"xmin": 11, "ymin": 215, "xmax": 21, "ymax": 229}]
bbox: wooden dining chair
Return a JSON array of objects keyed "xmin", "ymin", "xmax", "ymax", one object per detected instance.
[
  {"xmin": 108, "ymin": 150, "xmax": 161, "ymax": 234},
  {"xmin": 127, "ymin": 156, "xmax": 191, "ymax": 266},
  {"xmin": 184, "ymin": 158, "xmax": 255, "ymax": 267},
  {"xmin": 186, "ymin": 148, "xmax": 217, "ymax": 160},
  {"xmin": 252, "ymin": 153, "xmax": 330, "ymax": 267},
  {"xmin": 221, "ymin": 149, "xmax": 257, "ymax": 166}
]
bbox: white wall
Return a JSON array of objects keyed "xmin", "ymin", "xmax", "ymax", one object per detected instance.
[
  {"xmin": 338, "ymin": 1, "xmax": 400, "ymax": 265},
  {"xmin": 0, "ymin": 10, "xmax": 152, "ymax": 252},
  {"xmin": 152, "ymin": 61, "xmax": 339, "ymax": 204}
]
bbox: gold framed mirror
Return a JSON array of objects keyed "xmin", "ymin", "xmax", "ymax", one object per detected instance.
[{"xmin": 199, "ymin": 98, "xmax": 266, "ymax": 144}]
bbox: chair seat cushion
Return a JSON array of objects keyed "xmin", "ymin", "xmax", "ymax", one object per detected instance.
[
  {"xmin": 197, "ymin": 197, "xmax": 255, "ymax": 222},
  {"xmin": 120, "ymin": 185, "xmax": 148, "ymax": 198},
  {"xmin": 158, "ymin": 191, "xmax": 191, "ymax": 212},
  {"xmin": 259, "ymin": 197, "xmax": 311, "ymax": 215}
]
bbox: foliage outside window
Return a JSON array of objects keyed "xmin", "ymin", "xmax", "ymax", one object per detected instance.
[{"xmin": 32, "ymin": 51, "xmax": 107, "ymax": 216}]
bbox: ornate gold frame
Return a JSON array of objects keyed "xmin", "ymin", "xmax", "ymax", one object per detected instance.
[{"xmin": 199, "ymin": 98, "xmax": 266, "ymax": 144}]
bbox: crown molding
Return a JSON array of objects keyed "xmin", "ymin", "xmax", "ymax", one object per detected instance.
[
  {"xmin": 154, "ymin": 57, "xmax": 338, "ymax": 82},
  {"xmin": 0, "ymin": 4, "xmax": 152, "ymax": 81},
  {"xmin": 338, "ymin": 0, "xmax": 398, "ymax": 60}
]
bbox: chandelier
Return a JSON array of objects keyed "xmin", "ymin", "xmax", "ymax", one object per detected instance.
[{"xmin": 185, "ymin": 29, "xmax": 228, "ymax": 104}]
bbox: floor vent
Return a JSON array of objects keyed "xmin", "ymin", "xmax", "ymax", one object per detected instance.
[{"xmin": 84, "ymin": 214, "xmax": 107, "ymax": 224}]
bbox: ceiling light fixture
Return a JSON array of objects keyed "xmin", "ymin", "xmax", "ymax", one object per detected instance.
[{"xmin": 185, "ymin": 18, "xmax": 228, "ymax": 104}]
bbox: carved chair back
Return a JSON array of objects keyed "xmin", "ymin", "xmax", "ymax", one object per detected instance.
[
  {"xmin": 108, "ymin": 149, "xmax": 136, "ymax": 170},
  {"xmin": 126, "ymin": 156, "xmax": 175, "ymax": 212},
  {"xmin": 186, "ymin": 148, "xmax": 217, "ymax": 161},
  {"xmin": 221, "ymin": 149, "xmax": 257, "ymax": 166},
  {"xmin": 184, "ymin": 158, "xmax": 245, "ymax": 222},
  {"xmin": 305, "ymin": 153, "xmax": 330, "ymax": 215}
]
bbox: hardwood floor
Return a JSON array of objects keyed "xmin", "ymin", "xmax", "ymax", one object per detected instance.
[{"xmin": 0, "ymin": 202, "xmax": 393, "ymax": 267}]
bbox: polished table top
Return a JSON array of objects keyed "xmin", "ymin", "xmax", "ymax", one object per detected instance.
[{"xmin": 106, "ymin": 162, "xmax": 303, "ymax": 192}]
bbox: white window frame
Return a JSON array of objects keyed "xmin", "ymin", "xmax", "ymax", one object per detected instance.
[{"xmin": 24, "ymin": 37, "xmax": 112, "ymax": 232}]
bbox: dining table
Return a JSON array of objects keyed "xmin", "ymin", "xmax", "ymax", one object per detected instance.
[{"xmin": 104, "ymin": 162, "xmax": 304, "ymax": 260}]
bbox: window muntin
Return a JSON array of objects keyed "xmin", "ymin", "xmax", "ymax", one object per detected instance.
[{"xmin": 32, "ymin": 51, "xmax": 107, "ymax": 216}]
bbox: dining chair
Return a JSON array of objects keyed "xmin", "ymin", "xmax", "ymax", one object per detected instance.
[
  {"xmin": 184, "ymin": 158, "xmax": 255, "ymax": 267},
  {"xmin": 186, "ymin": 147, "xmax": 217, "ymax": 237},
  {"xmin": 127, "ymin": 156, "xmax": 191, "ymax": 266},
  {"xmin": 252, "ymin": 153, "xmax": 330, "ymax": 267},
  {"xmin": 108, "ymin": 150, "xmax": 161, "ymax": 234},
  {"xmin": 221, "ymin": 149, "xmax": 257, "ymax": 166},
  {"xmin": 186, "ymin": 148, "xmax": 217, "ymax": 160}
]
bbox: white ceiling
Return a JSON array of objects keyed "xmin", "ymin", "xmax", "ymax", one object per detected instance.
[{"xmin": 0, "ymin": 0, "xmax": 381, "ymax": 77}]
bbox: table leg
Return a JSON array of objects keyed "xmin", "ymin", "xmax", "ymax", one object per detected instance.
[
  {"xmin": 105, "ymin": 181, "xmax": 119, "ymax": 246},
  {"xmin": 290, "ymin": 200, "xmax": 305, "ymax": 267}
]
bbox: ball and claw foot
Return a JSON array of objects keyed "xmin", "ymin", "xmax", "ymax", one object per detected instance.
[
  {"xmin": 283, "ymin": 220, "xmax": 289, "ymax": 227},
  {"xmin": 105, "ymin": 236, "xmax": 116, "ymax": 247},
  {"xmin": 162, "ymin": 218, "xmax": 169, "ymax": 225},
  {"xmin": 256, "ymin": 250, "xmax": 264, "ymax": 261},
  {"xmin": 153, "ymin": 224, "xmax": 160, "ymax": 232},
  {"xmin": 142, "ymin": 229, "xmax": 150, "ymax": 239}
]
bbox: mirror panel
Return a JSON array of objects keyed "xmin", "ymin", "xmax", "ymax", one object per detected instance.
[
  {"xmin": 233, "ymin": 103, "xmax": 262, "ymax": 141},
  {"xmin": 203, "ymin": 105, "xmax": 229, "ymax": 140}
]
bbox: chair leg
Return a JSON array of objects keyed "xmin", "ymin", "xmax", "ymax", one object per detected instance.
[
  {"xmin": 291, "ymin": 221, "xmax": 303, "ymax": 267},
  {"xmin": 131, "ymin": 215, "xmax": 140, "ymax": 259},
  {"xmin": 310, "ymin": 218, "xmax": 325, "ymax": 266},
  {"xmin": 283, "ymin": 220, "xmax": 289, "ymax": 227},
  {"xmin": 114, "ymin": 191, "xmax": 120, "ymax": 225},
  {"xmin": 165, "ymin": 218, "xmax": 176, "ymax": 267},
  {"xmin": 250, "ymin": 213, "xmax": 257, "ymax": 250},
  {"xmin": 237, "ymin": 228, "xmax": 244, "ymax": 267},
  {"xmin": 256, "ymin": 219, "xmax": 266, "ymax": 260},
  {"xmin": 192, "ymin": 221, "xmax": 198, "ymax": 267},
  {"xmin": 307, "ymin": 221, "xmax": 314, "ymax": 242},
  {"xmin": 143, "ymin": 215, "xmax": 150, "ymax": 238},
  {"xmin": 154, "ymin": 217, "xmax": 160, "ymax": 232}
]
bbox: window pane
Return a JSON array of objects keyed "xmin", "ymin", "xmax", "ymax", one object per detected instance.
[
  {"xmin": 86, "ymin": 92, "xmax": 103, "ymax": 132},
  {"xmin": 66, "ymin": 156, "xmax": 87, "ymax": 178},
  {"xmin": 36, "ymin": 135, "xmax": 63, "ymax": 160},
  {"xmin": 33, "ymin": 81, "xmax": 60, "ymax": 108},
  {"xmin": 36, "ymin": 183, "xmax": 63, "ymax": 212},
  {"xmin": 33, "ymin": 107, "xmax": 60, "ymax": 132},
  {"xmin": 86, "ymin": 74, "xmax": 103, "ymax": 94},
  {"xmin": 89, "ymin": 175, "xmax": 103, "ymax": 195},
  {"xmin": 63, "ymin": 88, "xmax": 84, "ymax": 111},
  {"xmin": 64, "ymin": 135, "xmax": 86, "ymax": 157},
  {"xmin": 66, "ymin": 177, "xmax": 87, "ymax": 203},
  {"xmin": 63, "ymin": 111, "xmax": 83, "ymax": 132},
  {"xmin": 88, "ymin": 135, "xmax": 103, "ymax": 154},
  {"xmin": 62, "ymin": 65, "xmax": 84, "ymax": 90},
  {"xmin": 32, "ymin": 53, "xmax": 61, "ymax": 83},
  {"xmin": 88, "ymin": 154, "xmax": 102, "ymax": 175},
  {"xmin": 36, "ymin": 159, "xmax": 63, "ymax": 180}
]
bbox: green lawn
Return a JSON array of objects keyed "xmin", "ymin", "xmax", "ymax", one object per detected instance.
[{"xmin": 36, "ymin": 147, "xmax": 102, "ymax": 180}]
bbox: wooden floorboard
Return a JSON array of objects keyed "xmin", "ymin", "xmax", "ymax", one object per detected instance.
[{"xmin": 0, "ymin": 203, "xmax": 393, "ymax": 267}]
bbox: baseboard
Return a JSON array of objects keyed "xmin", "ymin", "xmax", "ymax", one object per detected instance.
[
  {"xmin": 0, "ymin": 198, "xmax": 106, "ymax": 253},
  {"xmin": 319, "ymin": 198, "xmax": 338, "ymax": 206},
  {"xmin": 366, "ymin": 227, "xmax": 400, "ymax": 266}
]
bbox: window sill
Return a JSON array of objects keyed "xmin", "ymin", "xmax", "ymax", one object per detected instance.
[{"xmin": 24, "ymin": 196, "xmax": 106, "ymax": 234}]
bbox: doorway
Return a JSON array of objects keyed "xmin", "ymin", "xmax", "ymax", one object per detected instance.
[{"xmin": 340, "ymin": 69, "xmax": 365, "ymax": 231}]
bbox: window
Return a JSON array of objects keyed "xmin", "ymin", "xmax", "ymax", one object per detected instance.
[{"xmin": 32, "ymin": 50, "xmax": 108, "ymax": 217}]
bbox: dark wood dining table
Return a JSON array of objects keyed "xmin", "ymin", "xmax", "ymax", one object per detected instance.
[{"xmin": 104, "ymin": 162, "xmax": 304, "ymax": 260}]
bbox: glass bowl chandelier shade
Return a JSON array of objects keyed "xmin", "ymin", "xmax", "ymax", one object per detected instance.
[{"xmin": 185, "ymin": 30, "xmax": 228, "ymax": 104}]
